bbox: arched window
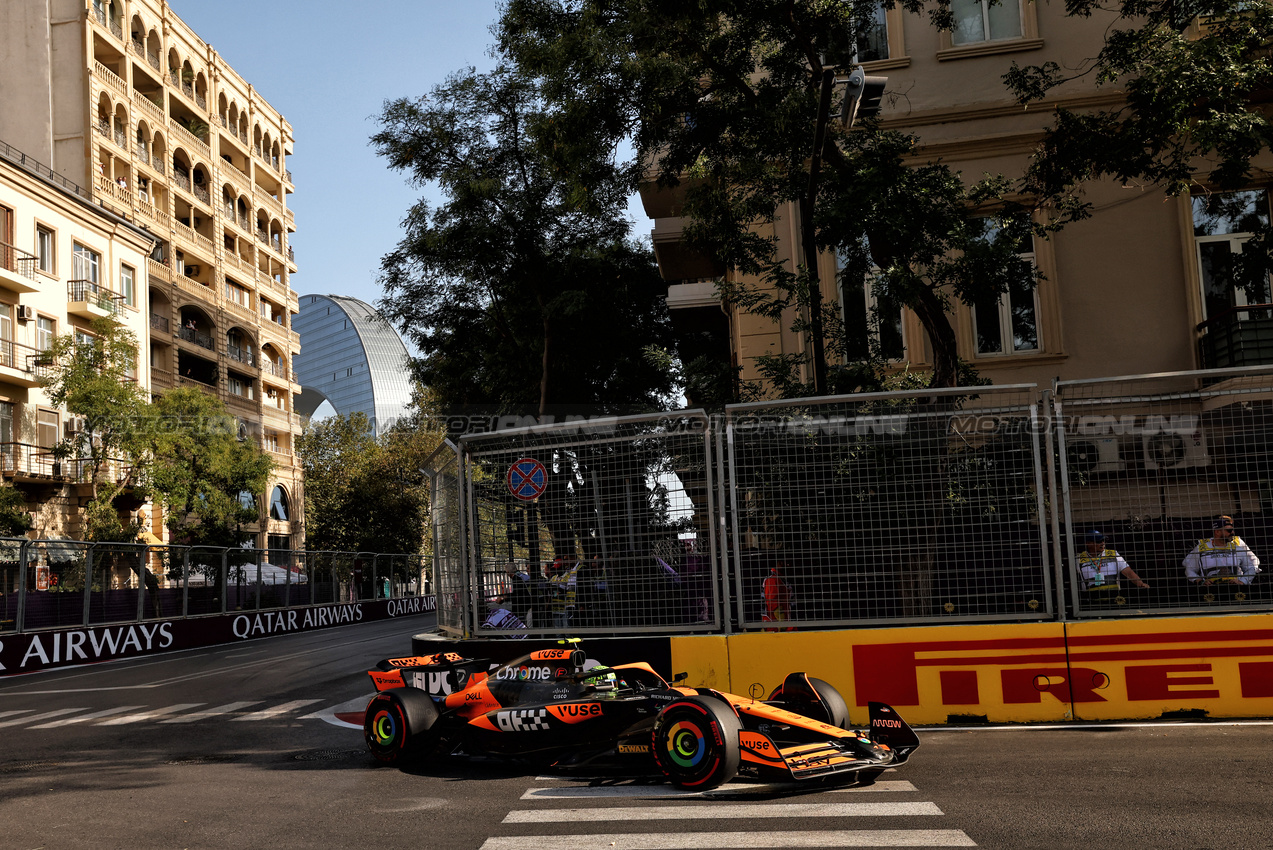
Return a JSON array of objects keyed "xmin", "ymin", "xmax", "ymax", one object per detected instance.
[
  {"xmin": 238, "ymin": 490, "xmax": 257, "ymax": 511},
  {"xmin": 269, "ymin": 485, "xmax": 289, "ymax": 521}
]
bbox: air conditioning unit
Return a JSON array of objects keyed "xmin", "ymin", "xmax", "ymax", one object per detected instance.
[
  {"xmin": 185, "ymin": 264, "xmax": 201, "ymax": 276},
  {"xmin": 1068, "ymin": 436, "xmax": 1125, "ymax": 474},
  {"xmin": 16, "ymin": 305, "xmax": 34, "ymax": 322},
  {"xmin": 1144, "ymin": 428, "xmax": 1211, "ymax": 470},
  {"xmin": 64, "ymin": 416, "xmax": 88, "ymax": 436}
]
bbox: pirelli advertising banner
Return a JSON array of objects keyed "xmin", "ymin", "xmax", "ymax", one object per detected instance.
[
  {"xmin": 670, "ymin": 614, "xmax": 1273, "ymax": 725},
  {"xmin": 0, "ymin": 596, "xmax": 437, "ymax": 676}
]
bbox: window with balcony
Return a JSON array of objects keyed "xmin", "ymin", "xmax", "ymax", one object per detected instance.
[
  {"xmin": 225, "ymin": 280, "xmax": 250, "ymax": 308},
  {"xmin": 36, "ymin": 226, "xmax": 54, "ymax": 274},
  {"xmin": 73, "ymin": 243, "xmax": 101, "ymax": 284},
  {"xmin": 228, "ymin": 373, "xmax": 255, "ymax": 400},
  {"xmin": 1193, "ymin": 190, "xmax": 1273, "ymax": 367},
  {"xmin": 972, "ymin": 223, "xmax": 1040, "ymax": 356},
  {"xmin": 1193, "ymin": 190, "xmax": 1270, "ymax": 321}
]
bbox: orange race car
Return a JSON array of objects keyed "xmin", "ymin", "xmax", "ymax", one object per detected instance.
[{"xmin": 363, "ymin": 644, "xmax": 918, "ymax": 789}]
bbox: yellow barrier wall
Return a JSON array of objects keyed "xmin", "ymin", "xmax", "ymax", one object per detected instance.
[
  {"xmin": 669, "ymin": 613, "xmax": 1273, "ymax": 724},
  {"xmin": 1062, "ymin": 614, "xmax": 1273, "ymax": 721}
]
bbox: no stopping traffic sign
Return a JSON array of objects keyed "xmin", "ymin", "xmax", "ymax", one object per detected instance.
[{"xmin": 507, "ymin": 457, "xmax": 548, "ymax": 500}]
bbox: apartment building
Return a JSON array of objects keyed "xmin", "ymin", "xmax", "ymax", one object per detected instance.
[
  {"xmin": 0, "ymin": 144, "xmax": 154, "ymax": 536},
  {"xmin": 644, "ymin": 5, "xmax": 1273, "ymax": 390},
  {"xmin": 0, "ymin": 0, "xmax": 303, "ymax": 554}
]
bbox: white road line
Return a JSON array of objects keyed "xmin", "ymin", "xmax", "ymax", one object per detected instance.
[
  {"xmin": 98, "ymin": 704, "xmax": 205, "ymax": 725},
  {"xmin": 0, "ymin": 708, "xmax": 85, "ymax": 728},
  {"xmin": 230, "ymin": 699, "xmax": 322, "ymax": 721},
  {"xmin": 161, "ymin": 701, "xmax": 261, "ymax": 723},
  {"xmin": 479, "ymin": 830, "xmax": 977, "ymax": 849},
  {"xmin": 0, "ymin": 710, "xmax": 35, "ymax": 720},
  {"xmin": 520, "ymin": 780, "xmax": 917, "ymax": 800},
  {"xmin": 505, "ymin": 802, "xmax": 943, "ymax": 823},
  {"xmin": 30, "ymin": 706, "xmax": 144, "ymax": 728}
]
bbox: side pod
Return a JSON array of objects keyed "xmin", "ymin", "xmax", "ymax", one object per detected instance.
[{"xmin": 867, "ymin": 702, "xmax": 920, "ymax": 763}]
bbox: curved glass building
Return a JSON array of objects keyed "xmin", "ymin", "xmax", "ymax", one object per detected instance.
[{"xmin": 293, "ymin": 294, "xmax": 413, "ymax": 433}]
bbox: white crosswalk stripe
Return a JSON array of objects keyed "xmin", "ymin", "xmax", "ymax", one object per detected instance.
[
  {"xmin": 30, "ymin": 705, "xmax": 144, "ymax": 728},
  {"xmin": 0, "ymin": 700, "xmax": 329, "ymax": 728},
  {"xmin": 0, "ymin": 708, "xmax": 85, "ymax": 728},
  {"xmin": 481, "ymin": 832, "xmax": 976, "ymax": 849},
  {"xmin": 160, "ymin": 701, "xmax": 262, "ymax": 723},
  {"xmin": 491, "ymin": 777, "xmax": 975, "ymax": 850},
  {"xmin": 230, "ymin": 699, "xmax": 322, "ymax": 720},
  {"xmin": 98, "ymin": 704, "xmax": 205, "ymax": 725},
  {"xmin": 521, "ymin": 779, "xmax": 917, "ymax": 800},
  {"xmin": 505, "ymin": 802, "xmax": 944, "ymax": 822}
]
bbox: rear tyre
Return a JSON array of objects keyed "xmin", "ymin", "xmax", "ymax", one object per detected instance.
[
  {"xmin": 651, "ymin": 696, "xmax": 741, "ymax": 790},
  {"xmin": 364, "ymin": 687, "xmax": 439, "ymax": 766}
]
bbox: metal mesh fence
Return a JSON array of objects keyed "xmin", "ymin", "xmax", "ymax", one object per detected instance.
[
  {"xmin": 726, "ymin": 385, "xmax": 1052, "ymax": 628},
  {"xmin": 427, "ymin": 440, "xmax": 466, "ymax": 636},
  {"xmin": 1056, "ymin": 366, "xmax": 1273, "ymax": 615},
  {"xmin": 2, "ymin": 540, "xmax": 429, "ymax": 634},
  {"xmin": 459, "ymin": 412, "xmax": 719, "ymax": 637}
]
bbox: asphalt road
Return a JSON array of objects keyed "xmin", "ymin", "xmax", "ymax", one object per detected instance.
[{"xmin": 1, "ymin": 617, "xmax": 1271, "ymax": 850}]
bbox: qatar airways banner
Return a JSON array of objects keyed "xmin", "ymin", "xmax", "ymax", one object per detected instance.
[{"xmin": 0, "ymin": 595, "xmax": 436, "ymax": 675}]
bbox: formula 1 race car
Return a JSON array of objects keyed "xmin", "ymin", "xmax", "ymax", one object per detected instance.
[{"xmin": 362, "ymin": 645, "xmax": 918, "ymax": 789}]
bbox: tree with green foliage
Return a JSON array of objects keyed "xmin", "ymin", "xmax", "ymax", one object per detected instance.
[
  {"xmin": 41, "ymin": 317, "xmax": 150, "ymax": 541},
  {"xmin": 0, "ymin": 484, "xmax": 33, "ymax": 537},
  {"xmin": 296, "ymin": 411, "xmax": 440, "ymax": 554},
  {"xmin": 373, "ymin": 65, "xmax": 676, "ymax": 417},
  {"xmin": 498, "ymin": 0, "xmax": 1043, "ymax": 395},
  {"xmin": 145, "ymin": 387, "xmax": 273, "ymax": 550}
]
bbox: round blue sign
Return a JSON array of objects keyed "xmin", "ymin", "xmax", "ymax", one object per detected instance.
[{"xmin": 507, "ymin": 458, "xmax": 548, "ymax": 501}]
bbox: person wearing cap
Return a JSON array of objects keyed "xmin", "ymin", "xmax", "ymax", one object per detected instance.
[
  {"xmin": 1183, "ymin": 515, "xmax": 1261, "ymax": 585},
  {"xmin": 1079, "ymin": 530, "xmax": 1150, "ymax": 591}
]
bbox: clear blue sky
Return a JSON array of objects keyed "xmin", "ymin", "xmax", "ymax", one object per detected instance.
[{"xmin": 174, "ymin": 0, "xmax": 651, "ymax": 317}]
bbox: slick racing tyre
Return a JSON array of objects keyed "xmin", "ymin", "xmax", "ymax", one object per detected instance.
[
  {"xmin": 364, "ymin": 687, "xmax": 439, "ymax": 766},
  {"xmin": 769, "ymin": 674, "xmax": 850, "ymax": 729},
  {"xmin": 651, "ymin": 696, "xmax": 741, "ymax": 790}
]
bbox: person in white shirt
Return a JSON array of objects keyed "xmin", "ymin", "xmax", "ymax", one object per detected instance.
[
  {"xmin": 1183, "ymin": 515, "xmax": 1261, "ymax": 586},
  {"xmin": 1078, "ymin": 530, "xmax": 1149, "ymax": 591}
]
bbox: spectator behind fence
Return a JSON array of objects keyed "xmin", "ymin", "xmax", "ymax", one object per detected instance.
[
  {"xmin": 1184, "ymin": 516, "xmax": 1262, "ymax": 586},
  {"xmin": 499, "ymin": 561, "xmax": 536, "ymax": 627},
  {"xmin": 547, "ymin": 556, "xmax": 578, "ymax": 629},
  {"xmin": 1079, "ymin": 530, "xmax": 1149, "ymax": 591},
  {"xmin": 762, "ymin": 560, "xmax": 794, "ymax": 631}
]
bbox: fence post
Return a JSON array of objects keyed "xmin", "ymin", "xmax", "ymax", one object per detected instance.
[
  {"xmin": 1043, "ymin": 389, "xmax": 1070, "ymax": 621},
  {"xmin": 14, "ymin": 539, "xmax": 29, "ymax": 633},
  {"xmin": 83, "ymin": 543, "xmax": 95, "ymax": 626}
]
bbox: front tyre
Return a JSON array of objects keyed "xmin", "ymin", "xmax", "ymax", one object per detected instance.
[
  {"xmin": 651, "ymin": 696, "xmax": 741, "ymax": 790},
  {"xmin": 364, "ymin": 687, "xmax": 439, "ymax": 766}
]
